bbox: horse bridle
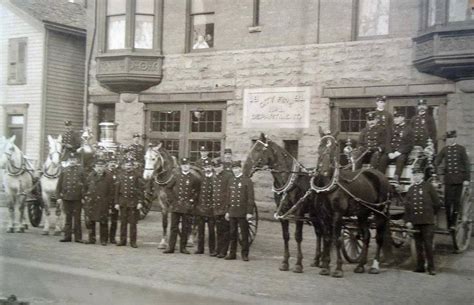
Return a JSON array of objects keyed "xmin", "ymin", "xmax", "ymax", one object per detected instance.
[
  {"xmin": 4, "ymin": 145, "xmax": 27, "ymax": 176},
  {"xmin": 146, "ymin": 148, "xmax": 174, "ymax": 185},
  {"xmin": 43, "ymin": 143, "xmax": 62, "ymax": 179}
]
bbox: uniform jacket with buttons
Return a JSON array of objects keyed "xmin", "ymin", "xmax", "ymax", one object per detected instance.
[
  {"xmin": 409, "ymin": 113, "xmax": 437, "ymax": 148},
  {"xmin": 227, "ymin": 175, "xmax": 255, "ymax": 218},
  {"xmin": 128, "ymin": 144, "xmax": 145, "ymax": 165},
  {"xmin": 114, "ymin": 169, "xmax": 144, "ymax": 208},
  {"xmin": 62, "ymin": 130, "xmax": 81, "ymax": 152},
  {"xmin": 195, "ymin": 173, "xmax": 214, "ymax": 217},
  {"xmin": 404, "ymin": 181, "xmax": 440, "ymax": 225},
  {"xmin": 56, "ymin": 164, "xmax": 85, "ymax": 201},
  {"xmin": 212, "ymin": 171, "xmax": 233, "ymax": 216},
  {"xmin": 170, "ymin": 171, "xmax": 201, "ymax": 214},
  {"xmin": 84, "ymin": 171, "xmax": 114, "ymax": 222},
  {"xmin": 358, "ymin": 125, "xmax": 388, "ymax": 153},
  {"xmin": 435, "ymin": 144, "xmax": 471, "ymax": 185},
  {"xmin": 374, "ymin": 109, "xmax": 393, "ymax": 131},
  {"xmin": 389, "ymin": 123, "xmax": 414, "ymax": 154},
  {"xmin": 194, "ymin": 157, "xmax": 210, "ymax": 170}
]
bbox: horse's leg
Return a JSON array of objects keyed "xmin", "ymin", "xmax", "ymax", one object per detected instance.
[
  {"xmin": 354, "ymin": 215, "xmax": 370, "ymax": 274},
  {"xmin": 294, "ymin": 218, "xmax": 304, "ymax": 273},
  {"xmin": 17, "ymin": 192, "xmax": 27, "ymax": 232},
  {"xmin": 158, "ymin": 208, "xmax": 169, "ymax": 249},
  {"xmin": 370, "ymin": 216, "xmax": 392, "ymax": 274},
  {"xmin": 319, "ymin": 225, "xmax": 332, "ymax": 276},
  {"xmin": 6, "ymin": 192, "xmax": 15, "ymax": 233},
  {"xmin": 54, "ymin": 196, "xmax": 64, "ymax": 235},
  {"xmin": 41, "ymin": 191, "xmax": 51, "ymax": 235},
  {"xmin": 310, "ymin": 220, "xmax": 322, "ymax": 268},
  {"xmin": 279, "ymin": 219, "xmax": 290, "ymax": 271},
  {"xmin": 332, "ymin": 212, "xmax": 344, "ymax": 278}
]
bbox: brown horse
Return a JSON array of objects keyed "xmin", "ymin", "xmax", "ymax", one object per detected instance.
[
  {"xmin": 311, "ymin": 129, "xmax": 393, "ymax": 278},
  {"xmin": 244, "ymin": 133, "xmax": 324, "ymax": 273}
]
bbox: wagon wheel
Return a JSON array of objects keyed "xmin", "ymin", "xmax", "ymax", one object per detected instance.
[
  {"xmin": 27, "ymin": 198, "xmax": 43, "ymax": 228},
  {"xmin": 342, "ymin": 226, "xmax": 364, "ymax": 263},
  {"xmin": 452, "ymin": 185, "xmax": 472, "ymax": 253},
  {"xmin": 140, "ymin": 189, "xmax": 155, "ymax": 220},
  {"xmin": 240, "ymin": 204, "xmax": 258, "ymax": 246}
]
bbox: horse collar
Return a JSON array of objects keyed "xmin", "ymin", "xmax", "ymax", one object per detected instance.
[{"xmin": 272, "ymin": 160, "xmax": 299, "ymax": 195}]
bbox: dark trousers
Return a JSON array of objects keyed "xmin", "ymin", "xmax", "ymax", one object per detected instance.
[
  {"xmin": 379, "ymin": 153, "xmax": 408, "ymax": 178},
  {"xmin": 413, "ymin": 224, "xmax": 435, "ymax": 270},
  {"xmin": 215, "ymin": 215, "xmax": 230, "ymax": 256},
  {"xmin": 229, "ymin": 217, "xmax": 249, "ymax": 257},
  {"xmin": 357, "ymin": 150, "xmax": 383, "ymax": 171},
  {"xmin": 109, "ymin": 208, "xmax": 119, "ymax": 242},
  {"xmin": 120, "ymin": 207, "xmax": 138, "ymax": 245},
  {"xmin": 169, "ymin": 212, "xmax": 192, "ymax": 251},
  {"xmin": 63, "ymin": 200, "xmax": 82, "ymax": 241},
  {"xmin": 445, "ymin": 184, "xmax": 463, "ymax": 228},
  {"xmin": 87, "ymin": 220, "xmax": 108, "ymax": 243},
  {"xmin": 196, "ymin": 215, "xmax": 216, "ymax": 253}
]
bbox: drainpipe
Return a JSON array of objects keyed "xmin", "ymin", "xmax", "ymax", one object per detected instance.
[{"xmin": 83, "ymin": 0, "xmax": 97, "ymax": 128}]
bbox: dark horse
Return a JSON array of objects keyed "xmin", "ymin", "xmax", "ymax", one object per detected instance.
[
  {"xmin": 244, "ymin": 133, "xmax": 324, "ymax": 273},
  {"xmin": 312, "ymin": 129, "xmax": 393, "ymax": 277}
]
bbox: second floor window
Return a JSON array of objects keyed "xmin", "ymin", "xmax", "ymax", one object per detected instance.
[
  {"xmin": 449, "ymin": 0, "xmax": 474, "ymax": 22},
  {"xmin": 106, "ymin": 0, "xmax": 157, "ymax": 51},
  {"xmin": 189, "ymin": 0, "xmax": 215, "ymax": 50},
  {"xmin": 357, "ymin": 0, "xmax": 390, "ymax": 38},
  {"xmin": 8, "ymin": 38, "xmax": 27, "ymax": 85}
]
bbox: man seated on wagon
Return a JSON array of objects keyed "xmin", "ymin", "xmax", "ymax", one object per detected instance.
[
  {"xmin": 356, "ymin": 111, "xmax": 389, "ymax": 171},
  {"xmin": 374, "ymin": 96, "xmax": 393, "ymax": 131},
  {"xmin": 409, "ymin": 99, "xmax": 437, "ymax": 151},
  {"xmin": 379, "ymin": 110, "xmax": 414, "ymax": 185},
  {"xmin": 434, "ymin": 130, "xmax": 471, "ymax": 230},
  {"xmin": 61, "ymin": 120, "xmax": 81, "ymax": 161}
]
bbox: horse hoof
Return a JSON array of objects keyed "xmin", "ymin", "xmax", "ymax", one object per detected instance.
[
  {"xmin": 293, "ymin": 265, "xmax": 303, "ymax": 273},
  {"xmin": 369, "ymin": 267, "xmax": 380, "ymax": 274},
  {"xmin": 354, "ymin": 266, "xmax": 365, "ymax": 273},
  {"xmin": 53, "ymin": 231, "xmax": 62, "ymax": 236},
  {"xmin": 187, "ymin": 242, "xmax": 194, "ymax": 247},
  {"xmin": 279, "ymin": 263, "xmax": 289, "ymax": 271},
  {"xmin": 17, "ymin": 228, "xmax": 25, "ymax": 233},
  {"xmin": 6, "ymin": 228, "xmax": 14, "ymax": 233},
  {"xmin": 157, "ymin": 242, "xmax": 168, "ymax": 250},
  {"xmin": 42, "ymin": 231, "xmax": 49, "ymax": 236},
  {"xmin": 23, "ymin": 224, "xmax": 28, "ymax": 230},
  {"xmin": 310, "ymin": 260, "xmax": 321, "ymax": 268},
  {"xmin": 319, "ymin": 268, "xmax": 330, "ymax": 276},
  {"xmin": 332, "ymin": 270, "xmax": 344, "ymax": 278}
]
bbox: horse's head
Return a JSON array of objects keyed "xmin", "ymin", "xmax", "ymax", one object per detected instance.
[
  {"xmin": 243, "ymin": 133, "xmax": 278, "ymax": 177},
  {"xmin": 316, "ymin": 126, "xmax": 339, "ymax": 176},
  {"xmin": 143, "ymin": 142, "xmax": 163, "ymax": 180},
  {"xmin": 47, "ymin": 135, "xmax": 63, "ymax": 165},
  {"xmin": 0, "ymin": 135, "xmax": 18, "ymax": 168}
]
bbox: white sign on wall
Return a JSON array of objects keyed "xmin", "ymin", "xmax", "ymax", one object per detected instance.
[{"xmin": 243, "ymin": 87, "xmax": 311, "ymax": 129}]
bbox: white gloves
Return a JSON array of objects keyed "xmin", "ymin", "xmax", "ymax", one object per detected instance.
[
  {"xmin": 463, "ymin": 181, "xmax": 470, "ymax": 186},
  {"xmin": 114, "ymin": 204, "xmax": 120, "ymax": 210},
  {"xmin": 405, "ymin": 222, "xmax": 413, "ymax": 230},
  {"xmin": 137, "ymin": 203, "xmax": 143, "ymax": 210},
  {"xmin": 225, "ymin": 213, "xmax": 230, "ymax": 221}
]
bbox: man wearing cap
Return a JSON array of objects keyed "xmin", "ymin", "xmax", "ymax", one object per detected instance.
[
  {"xmin": 114, "ymin": 157, "xmax": 144, "ymax": 248},
  {"xmin": 212, "ymin": 159, "xmax": 233, "ymax": 258},
  {"xmin": 164, "ymin": 157, "xmax": 201, "ymax": 254},
  {"xmin": 379, "ymin": 110, "xmax": 414, "ymax": 184},
  {"xmin": 194, "ymin": 159, "xmax": 216, "ymax": 255},
  {"xmin": 435, "ymin": 131, "xmax": 471, "ymax": 229},
  {"xmin": 56, "ymin": 153, "xmax": 85, "ymax": 243},
  {"xmin": 127, "ymin": 133, "xmax": 145, "ymax": 169},
  {"xmin": 357, "ymin": 111, "xmax": 388, "ymax": 171},
  {"xmin": 374, "ymin": 96, "xmax": 393, "ymax": 131},
  {"xmin": 61, "ymin": 120, "xmax": 81, "ymax": 160},
  {"xmin": 225, "ymin": 161, "xmax": 255, "ymax": 261},
  {"xmin": 223, "ymin": 148, "xmax": 233, "ymax": 172},
  {"xmin": 195, "ymin": 146, "xmax": 210, "ymax": 169},
  {"xmin": 106, "ymin": 155, "xmax": 120, "ymax": 243},
  {"xmin": 404, "ymin": 170, "xmax": 440, "ymax": 275},
  {"xmin": 83, "ymin": 159, "xmax": 114, "ymax": 245},
  {"xmin": 410, "ymin": 99, "xmax": 437, "ymax": 149}
]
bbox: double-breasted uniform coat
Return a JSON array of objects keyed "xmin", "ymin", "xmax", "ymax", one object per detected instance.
[
  {"xmin": 358, "ymin": 124, "xmax": 388, "ymax": 171},
  {"xmin": 62, "ymin": 129, "xmax": 81, "ymax": 160},
  {"xmin": 213, "ymin": 170, "xmax": 233, "ymax": 257},
  {"xmin": 404, "ymin": 181, "xmax": 440, "ymax": 272},
  {"xmin": 435, "ymin": 144, "xmax": 471, "ymax": 227},
  {"xmin": 194, "ymin": 173, "xmax": 216, "ymax": 254},
  {"xmin": 410, "ymin": 113, "xmax": 437, "ymax": 149},
  {"xmin": 379, "ymin": 122, "xmax": 415, "ymax": 178}
]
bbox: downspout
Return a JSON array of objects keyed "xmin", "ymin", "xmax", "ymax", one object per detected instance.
[
  {"xmin": 83, "ymin": 0, "xmax": 97, "ymax": 128},
  {"xmin": 39, "ymin": 28, "xmax": 49, "ymax": 164}
]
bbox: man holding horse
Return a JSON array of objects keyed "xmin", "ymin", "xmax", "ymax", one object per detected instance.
[
  {"xmin": 357, "ymin": 111, "xmax": 389, "ymax": 171},
  {"xmin": 83, "ymin": 159, "xmax": 114, "ymax": 245},
  {"xmin": 56, "ymin": 153, "xmax": 85, "ymax": 243},
  {"xmin": 225, "ymin": 161, "xmax": 255, "ymax": 262},
  {"xmin": 164, "ymin": 157, "xmax": 201, "ymax": 254}
]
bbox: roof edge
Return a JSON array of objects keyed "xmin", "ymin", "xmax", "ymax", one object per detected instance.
[{"xmin": 43, "ymin": 20, "xmax": 86, "ymax": 36}]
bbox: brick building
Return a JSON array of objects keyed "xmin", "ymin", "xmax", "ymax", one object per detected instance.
[{"xmin": 85, "ymin": 0, "xmax": 474, "ymax": 201}]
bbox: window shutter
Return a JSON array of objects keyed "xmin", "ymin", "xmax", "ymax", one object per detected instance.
[
  {"xmin": 8, "ymin": 39, "xmax": 18, "ymax": 83},
  {"xmin": 17, "ymin": 40, "xmax": 27, "ymax": 84}
]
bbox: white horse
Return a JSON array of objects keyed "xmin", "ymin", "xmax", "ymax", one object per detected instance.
[
  {"xmin": 0, "ymin": 136, "xmax": 35, "ymax": 233},
  {"xmin": 40, "ymin": 135, "xmax": 64, "ymax": 235}
]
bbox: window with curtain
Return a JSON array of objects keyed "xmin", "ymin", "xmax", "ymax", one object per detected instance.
[
  {"xmin": 106, "ymin": 0, "xmax": 126, "ymax": 50},
  {"xmin": 190, "ymin": 0, "xmax": 215, "ymax": 50},
  {"xmin": 428, "ymin": 0, "xmax": 437, "ymax": 26},
  {"xmin": 135, "ymin": 0, "xmax": 154, "ymax": 49},
  {"xmin": 449, "ymin": 0, "xmax": 469, "ymax": 22},
  {"xmin": 358, "ymin": 0, "xmax": 390, "ymax": 37}
]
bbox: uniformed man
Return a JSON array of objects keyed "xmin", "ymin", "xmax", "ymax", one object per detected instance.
[
  {"xmin": 107, "ymin": 155, "xmax": 119, "ymax": 243},
  {"xmin": 61, "ymin": 120, "xmax": 81, "ymax": 161},
  {"xmin": 56, "ymin": 153, "xmax": 85, "ymax": 243},
  {"xmin": 164, "ymin": 157, "xmax": 201, "ymax": 254},
  {"xmin": 379, "ymin": 110, "xmax": 415, "ymax": 183},
  {"xmin": 213, "ymin": 159, "xmax": 233, "ymax": 258},
  {"xmin": 225, "ymin": 161, "xmax": 255, "ymax": 261},
  {"xmin": 374, "ymin": 96, "xmax": 393, "ymax": 131},
  {"xmin": 194, "ymin": 159, "xmax": 216, "ymax": 255},
  {"xmin": 83, "ymin": 159, "xmax": 114, "ymax": 245},
  {"xmin": 434, "ymin": 131, "xmax": 471, "ymax": 229},
  {"xmin": 404, "ymin": 170, "xmax": 440, "ymax": 275},
  {"xmin": 114, "ymin": 157, "xmax": 143, "ymax": 248},
  {"xmin": 223, "ymin": 148, "xmax": 233, "ymax": 172},
  {"xmin": 195, "ymin": 146, "xmax": 210, "ymax": 169},
  {"xmin": 127, "ymin": 133, "xmax": 145, "ymax": 169},
  {"xmin": 357, "ymin": 111, "xmax": 388, "ymax": 171},
  {"xmin": 409, "ymin": 99, "xmax": 437, "ymax": 149}
]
